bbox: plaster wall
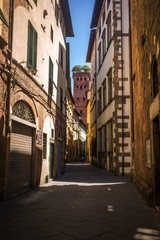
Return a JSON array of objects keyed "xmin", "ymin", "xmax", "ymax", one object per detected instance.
[{"xmin": 12, "ymin": 1, "xmax": 66, "ymax": 104}]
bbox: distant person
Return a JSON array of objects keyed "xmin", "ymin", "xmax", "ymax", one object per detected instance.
[{"xmin": 81, "ymin": 156, "xmax": 84, "ymax": 163}]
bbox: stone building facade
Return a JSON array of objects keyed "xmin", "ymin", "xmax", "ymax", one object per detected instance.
[
  {"xmin": 73, "ymin": 72, "xmax": 91, "ymax": 125},
  {"xmin": 0, "ymin": 0, "xmax": 73, "ymax": 200},
  {"xmin": 87, "ymin": 0, "xmax": 131, "ymax": 175},
  {"xmin": 130, "ymin": 0, "xmax": 160, "ymax": 207}
]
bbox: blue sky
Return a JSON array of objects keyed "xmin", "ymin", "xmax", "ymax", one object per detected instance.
[{"xmin": 67, "ymin": 0, "xmax": 95, "ymax": 93}]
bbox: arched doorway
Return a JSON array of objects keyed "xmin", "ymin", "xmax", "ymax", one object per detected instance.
[{"xmin": 7, "ymin": 101, "xmax": 36, "ymax": 198}]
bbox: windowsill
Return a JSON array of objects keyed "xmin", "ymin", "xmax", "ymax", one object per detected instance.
[{"xmin": 97, "ymin": 97, "xmax": 114, "ymax": 117}]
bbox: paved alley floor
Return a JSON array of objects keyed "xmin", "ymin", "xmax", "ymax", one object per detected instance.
[{"xmin": 0, "ymin": 163, "xmax": 160, "ymax": 240}]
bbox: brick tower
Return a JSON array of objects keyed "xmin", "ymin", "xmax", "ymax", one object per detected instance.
[{"xmin": 73, "ymin": 72, "xmax": 91, "ymax": 125}]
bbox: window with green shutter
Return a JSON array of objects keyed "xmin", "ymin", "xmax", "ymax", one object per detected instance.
[
  {"xmin": 33, "ymin": 0, "xmax": 37, "ymax": 5},
  {"xmin": 27, "ymin": 21, "xmax": 37, "ymax": 70},
  {"xmin": 49, "ymin": 57, "xmax": 53, "ymax": 95}
]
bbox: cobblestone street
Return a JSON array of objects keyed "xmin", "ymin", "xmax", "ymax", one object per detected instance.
[{"xmin": 0, "ymin": 163, "xmax": 160, "ymax": 240}]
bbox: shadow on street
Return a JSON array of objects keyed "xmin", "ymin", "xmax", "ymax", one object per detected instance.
[{"xmin": 0, "ymin": 163, "xmax": 159, "ymax": 240}]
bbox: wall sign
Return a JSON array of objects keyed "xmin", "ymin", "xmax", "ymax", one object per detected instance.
[{"xmin": 37, "ymin": 130, "xmax": 42, "ymax": 145}]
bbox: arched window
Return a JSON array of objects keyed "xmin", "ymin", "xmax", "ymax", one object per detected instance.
[
  {"xmin": 12, "ymin": 101, "xmax": 35, "ymax": 123},
  {"xmin": 152, "ymin": 57, "xmax": 159, "ymax": 98}
]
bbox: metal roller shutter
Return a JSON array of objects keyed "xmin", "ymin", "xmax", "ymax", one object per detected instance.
[{"xmin": 7, "ymin": 121, "xmax": 33, "ymax": 198}]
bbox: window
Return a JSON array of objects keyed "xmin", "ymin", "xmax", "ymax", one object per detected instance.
[
  {"xmin": 103, "ymin": 9, "xmax": 105, "ymax": 24},
  {"xmin": 60, "ymin": 87, "xmax": 63, "ymax": 111},
  {"xmin": 33, "ymin": 0, "xmax": 37, "ymax": 5},
  {"xmin": 81, "ymin": 77, "xmax": 82, "ymax": 81},
  {"xmin": 107, "ymin": 12, "xmax": 112, "ymax": 47},
  {"xmin": 99, "ymin": 129, "xmax": 102, "ymax": 152},
  {"xmin": 51, "ymin": 129, "xmax": 54, "ymax": 139},
  {"xmin": 83, "ymin": 98, "xmax": 85, "ymax": 101},
  {"xmin": 84, "ymin": 77, "xmax": 86, "ymax": 81},
  {"xmin": 103, "ymin": 125, "xmax": 107, "ymax": 152},
  {"xmin": 76, "ymin": 85, "xmax": 78, "ymax": 88},
  {"xmin": 84, "ymin": 85, "xmax": 86, "ymax": 88},
  {"xmin": 77, "ymin": 97, "xmax": 79, "ymax": 101},
  {"xmin": 60, "ymin": 47, "xmax": 63, "ymax": 69},
  {"xmin": 55, "ymin": 0, "xmax": 59, "ymax": 25},
  {"xmin": 27, "ymin": 21, "xmax": 37, "ymax": 70},
  {"xmin": 102, "ymin": 29, "xmax": 106, "ymax": 58},
  {"xmin": 99, "ymin": 25, "xmax": 101, "ymax": 37},
  {"xmin": 48, "ymin": 57, "xmax": 53, "ymax": 95},
  {"xmin": 77, "ymin": 78, "xmax": 79, "ymax": 81},
  {"xmin": 107, "ymin": 0, "xmax": 111, "ymax": 9},
  {"xmin": 50, "ymin": 25, "xmax": 53, "ymax": 43},
  {"xmin": 80, "ymin": 110, "xmax": 82, "ymax": 114},
  {"xmin": 108, "ymin": 69, "xmax": 112, "ymax": 102},
  {"xmin": 103, "ymin": 79, "xmax": 106, "ymax": 109},
  {"xmin": 98, "ymin": 43, "xmax": 101, "ymax": 69},
  {"xmin": 98, "ymin": 88, "xmax": 102, "ymax": 113},
  {"xmin": 43, "ymin": 133, "xmax": 47, "ymax": 159},
  {"xmin": 80, "ymin": 85, "xmax": 82, "ymax": 90}
]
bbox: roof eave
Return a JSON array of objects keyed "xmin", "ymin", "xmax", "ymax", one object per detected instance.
[
  {"xmin": 86, "ymin": 29, "xmax": 96, "ymax": 62},
  {"xmin": 60, "ymin": 0, "xmax": 74, "ymax": 37},
  {"xmin": 90, "ymin": 0, "xmax": 104, "ymax": 29}
]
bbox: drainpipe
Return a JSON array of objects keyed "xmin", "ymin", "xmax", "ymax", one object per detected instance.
[
  {"xmin": 128, "ymin": 0, "xmax": 135, "ymax": 180},
  {"xmin": 6, "ymin": 0, "xmax": 14, "ymax": 135},
  {"xmin": 5, "ymin": 0, "xmax": 14, "ymax": 199},
  {"xmin": 95, "ymin": 33, "xmax": 97, "ymax": 167},
  {"xmin": 128, "ymin": 0, "xmax": 134, "ymax": 142},
  {"xmin": 120, "ymin": 0, "xmax": 124, "ymax": 176}
]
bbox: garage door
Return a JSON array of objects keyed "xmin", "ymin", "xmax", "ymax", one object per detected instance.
[{"xmin": 7, "ymin": 121, "xmax": 33, "ymax": 198}]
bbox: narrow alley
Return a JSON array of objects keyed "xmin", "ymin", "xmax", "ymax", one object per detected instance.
[{"xmin": 0, "ymin": 163, "xmax": 160, "ymax": 240}]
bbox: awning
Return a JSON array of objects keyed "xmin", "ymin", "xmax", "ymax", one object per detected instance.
[{"xmin": 0, "ymin": 8, "xmax": 9, "ymax": 27}]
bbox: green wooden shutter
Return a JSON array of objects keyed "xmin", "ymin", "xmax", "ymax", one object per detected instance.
[
  {"xmin": 27, "ymin": 21, "xmax": 37, "ymax": 70},
  {"xmin": 27, "ymin": 21, "xmax": 32, "ymax": 68},
  {"xmin": 33, "ymin": 30, "xmax": 37, "ymax": 70},
  {"xmin": 33, "ymin": 0, "xmax": 37, "ymax": 5},
  {"xmin": 49, "ymin": 57, "xmax": 53, "ymax": 95}
]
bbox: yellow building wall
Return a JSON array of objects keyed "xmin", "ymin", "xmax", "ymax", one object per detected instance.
[{"xmin": 86, "ymin": 91, "xmax": 91, "ymax": 164}]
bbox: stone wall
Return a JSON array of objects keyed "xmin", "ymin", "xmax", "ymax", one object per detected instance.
[
  {"xmin": 130, "ymin": 0, "xmax": 160, "ymax": 206},
  {"xmin": 0, "ymin": 0, "xmax": 9, "ymax": 200}
]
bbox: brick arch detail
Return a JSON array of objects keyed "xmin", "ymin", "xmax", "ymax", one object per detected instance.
[{"xmin": 10, "ymin": 90, "xmax": 38, "ymax": 124}]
